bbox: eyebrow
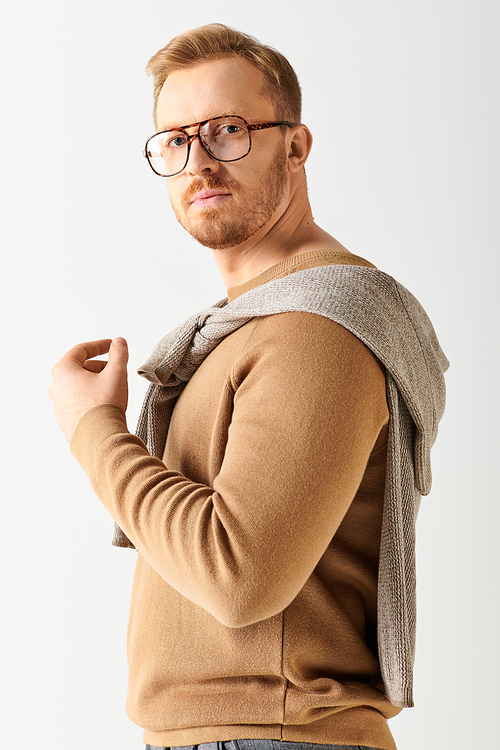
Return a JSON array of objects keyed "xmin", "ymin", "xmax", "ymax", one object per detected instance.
[{"xmin": 157, "ymin": 112, "xmax": 245, "ymax": 133}]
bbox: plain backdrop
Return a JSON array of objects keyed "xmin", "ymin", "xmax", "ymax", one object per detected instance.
[{"xmin": 1, "ymin": 2, "xmax": 498, "ymax": 748}]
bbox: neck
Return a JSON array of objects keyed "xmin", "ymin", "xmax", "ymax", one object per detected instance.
[{"xmin": 211, "ymin": 179, "xmax": 349, "ymax": 290}]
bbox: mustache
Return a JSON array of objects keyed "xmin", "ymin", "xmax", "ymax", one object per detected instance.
[{"xmin": 182, "ymin": 175, "xmax": 238, "ymax": 203}]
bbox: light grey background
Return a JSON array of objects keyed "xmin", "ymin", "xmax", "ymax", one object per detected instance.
[{"xmin": 1, "ymin": 1, "xmax": 498, "ymax": 748}]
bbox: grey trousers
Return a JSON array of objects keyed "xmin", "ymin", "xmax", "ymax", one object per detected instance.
[{"xmin": 145, "ymin": 740, "xmax": 384, "ymax": 750}]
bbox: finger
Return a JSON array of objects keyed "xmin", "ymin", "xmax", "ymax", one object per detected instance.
[
  {"xmin": 106, "ymin": 337, "xmax": 129, "ymax": 372},
  {"xmin": 66, "ymin": 339, "xmax": 113, "ymax": 367},
  {"xmin": 83, "ymin": 359, "xmax": 108, "ymax": 373}
]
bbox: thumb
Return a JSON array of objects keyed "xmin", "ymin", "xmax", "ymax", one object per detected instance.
[{"xmin": 108, "ymin": 337, "xmax": 129, "ymax": 370}]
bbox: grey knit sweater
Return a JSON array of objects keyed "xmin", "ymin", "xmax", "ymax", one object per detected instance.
[{"xmin": 113, "ymin": 264, "xmax": 449, "ymax": 708}]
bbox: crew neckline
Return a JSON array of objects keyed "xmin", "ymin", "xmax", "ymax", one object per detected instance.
[{"xmin": 227, "ymin": 249, "xmax": 376, "ymax": 302}]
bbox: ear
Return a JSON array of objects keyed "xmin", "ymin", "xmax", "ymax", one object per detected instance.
[{"xmin": 286, "ymin": 124, "xmax": 313, "ymax": 173}]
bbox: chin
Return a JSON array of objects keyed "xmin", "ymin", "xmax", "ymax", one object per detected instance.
[{"xmin": 181, "ymin": 209, "xmax": 268, "ymax": 251}]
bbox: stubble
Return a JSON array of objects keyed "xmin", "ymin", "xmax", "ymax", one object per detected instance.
[{"xmin": 171, "ymin": 140, "xmax": 288, "ymax": 250}]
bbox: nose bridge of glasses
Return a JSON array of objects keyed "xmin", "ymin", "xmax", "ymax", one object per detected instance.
[
  {"xmin": 184, "ymin": 126, "xmax": 219, "ymax": 168},
  {"xmin": 183, "ymin": 123, "xmax": 211, "ymax": 153},
  {"xmin": 179, "ymin": 117, "xmax": 212, "ymax": 139}
]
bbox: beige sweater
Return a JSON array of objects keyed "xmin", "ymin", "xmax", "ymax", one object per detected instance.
[{"xmin": 71, "ymin": 250, "xmax": 421, "ymax": 749}]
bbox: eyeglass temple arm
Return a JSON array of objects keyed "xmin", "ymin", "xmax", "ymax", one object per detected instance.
[{"xmin": 247, "ymin": 121, "xmax": 293, "ymax": 132}]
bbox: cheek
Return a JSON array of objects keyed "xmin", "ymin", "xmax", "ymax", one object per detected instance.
[
  {"xmin": 166, "ymin": 178, "xmax": 175, "ymax": 197},
  {"xmin": 166, "ymin": 180, "xmax": 181, "ymax": 208}
]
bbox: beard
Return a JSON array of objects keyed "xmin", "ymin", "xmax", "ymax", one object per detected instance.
[{"xmin": 170, "ymin": 140, "xmax": 288, "ymax": 250}]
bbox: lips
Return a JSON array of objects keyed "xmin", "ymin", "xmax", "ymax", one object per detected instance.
[{"xmin": 190, "ymin": 189, "xmax": 231, "ymax": 207}]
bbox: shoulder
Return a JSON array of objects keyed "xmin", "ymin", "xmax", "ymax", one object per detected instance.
[
  {"xmin": 242, "ymin": 311, "xmax": 385, "ymax": 370},
  {"xmin": 233, "ymin": 312, "xmax": 387, "ymax": 415}
]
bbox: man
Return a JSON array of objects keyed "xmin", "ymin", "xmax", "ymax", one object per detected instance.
[{"xmin": 49, "ymin": 24, "xmax": 448, "ymax": 750}]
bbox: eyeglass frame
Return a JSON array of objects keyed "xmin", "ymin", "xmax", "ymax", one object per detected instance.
[{"xmin": 143, "ymin": 115, "xmax": 294, "ymax": 177}]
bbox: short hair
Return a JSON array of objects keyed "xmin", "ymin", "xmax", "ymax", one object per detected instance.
[{"xmin": 146, "ymin": 23, "xmax": 302, "ymax": 125}]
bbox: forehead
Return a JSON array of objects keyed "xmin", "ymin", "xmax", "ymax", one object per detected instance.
[{"xmin": 156, "ymin": 56, "xmax": 276, "ymax": 131}]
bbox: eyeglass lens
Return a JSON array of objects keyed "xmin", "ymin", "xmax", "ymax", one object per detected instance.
[{"xmin": 146, "ymin": 116, "xmax": 251, "ymax": 177}]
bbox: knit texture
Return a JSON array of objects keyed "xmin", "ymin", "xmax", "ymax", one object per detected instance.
[{"xmin": 113, "ymin": 264, "xmax": 448, "ymax": 708}]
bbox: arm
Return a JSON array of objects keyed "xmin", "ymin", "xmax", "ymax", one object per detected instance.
[{"xmin": 67, "ymin": 314, "xmax": 388, "ymax": 627}]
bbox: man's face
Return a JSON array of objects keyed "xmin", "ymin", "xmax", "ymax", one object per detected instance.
[{"xmin": 156, "ymin": 57, "xmax": 289, "ymax": 250}]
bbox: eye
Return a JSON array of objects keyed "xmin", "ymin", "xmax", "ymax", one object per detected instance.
[
  {"xmin": 222, "ymin": 124, "xmax": 241, "ymax": 135},
  {"xmin": 215, "ymin": 122, "xmax": 244, "ymax": 138},
  {"xmin": 162, "ymin": 132, "xmax": 188, "ymax": 150}
]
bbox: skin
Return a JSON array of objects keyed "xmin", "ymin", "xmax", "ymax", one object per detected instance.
[
  {"xmin": 159, "ymin": 57, "xmax": 347, "ymax": 288},
  {"xmin": 49, "ymin": 55, "xmax": 350, "ymax": 441}
]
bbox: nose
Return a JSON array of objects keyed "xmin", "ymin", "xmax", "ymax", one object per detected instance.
[{"xmin": 185, "ymin": 135, "xmax": 219, "ymax": 177}]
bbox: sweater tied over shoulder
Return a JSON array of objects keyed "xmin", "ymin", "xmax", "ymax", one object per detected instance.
[{"xmin": 114, "ymin": 264, "xmax": 449, "ymax": 710}]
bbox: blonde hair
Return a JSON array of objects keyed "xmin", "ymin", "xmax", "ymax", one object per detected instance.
[{"xmin": 146, "ymin": 23, "xmax": 302, "ymax": 124}]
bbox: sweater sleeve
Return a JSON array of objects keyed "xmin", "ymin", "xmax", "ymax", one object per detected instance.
[{"xmin": 70, "ymin": 313, "xmax": 388, "ymax": 627}]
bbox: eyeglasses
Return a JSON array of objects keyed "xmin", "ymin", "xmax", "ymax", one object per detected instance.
[{"xmin": 143, "ymin": 115, "xmax": 293, "ymax": 177}]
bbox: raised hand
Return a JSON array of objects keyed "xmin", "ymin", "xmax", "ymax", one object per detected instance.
[{"xmin": 49, "ymin": 338, "xmax": 129, "ymax": 441}]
